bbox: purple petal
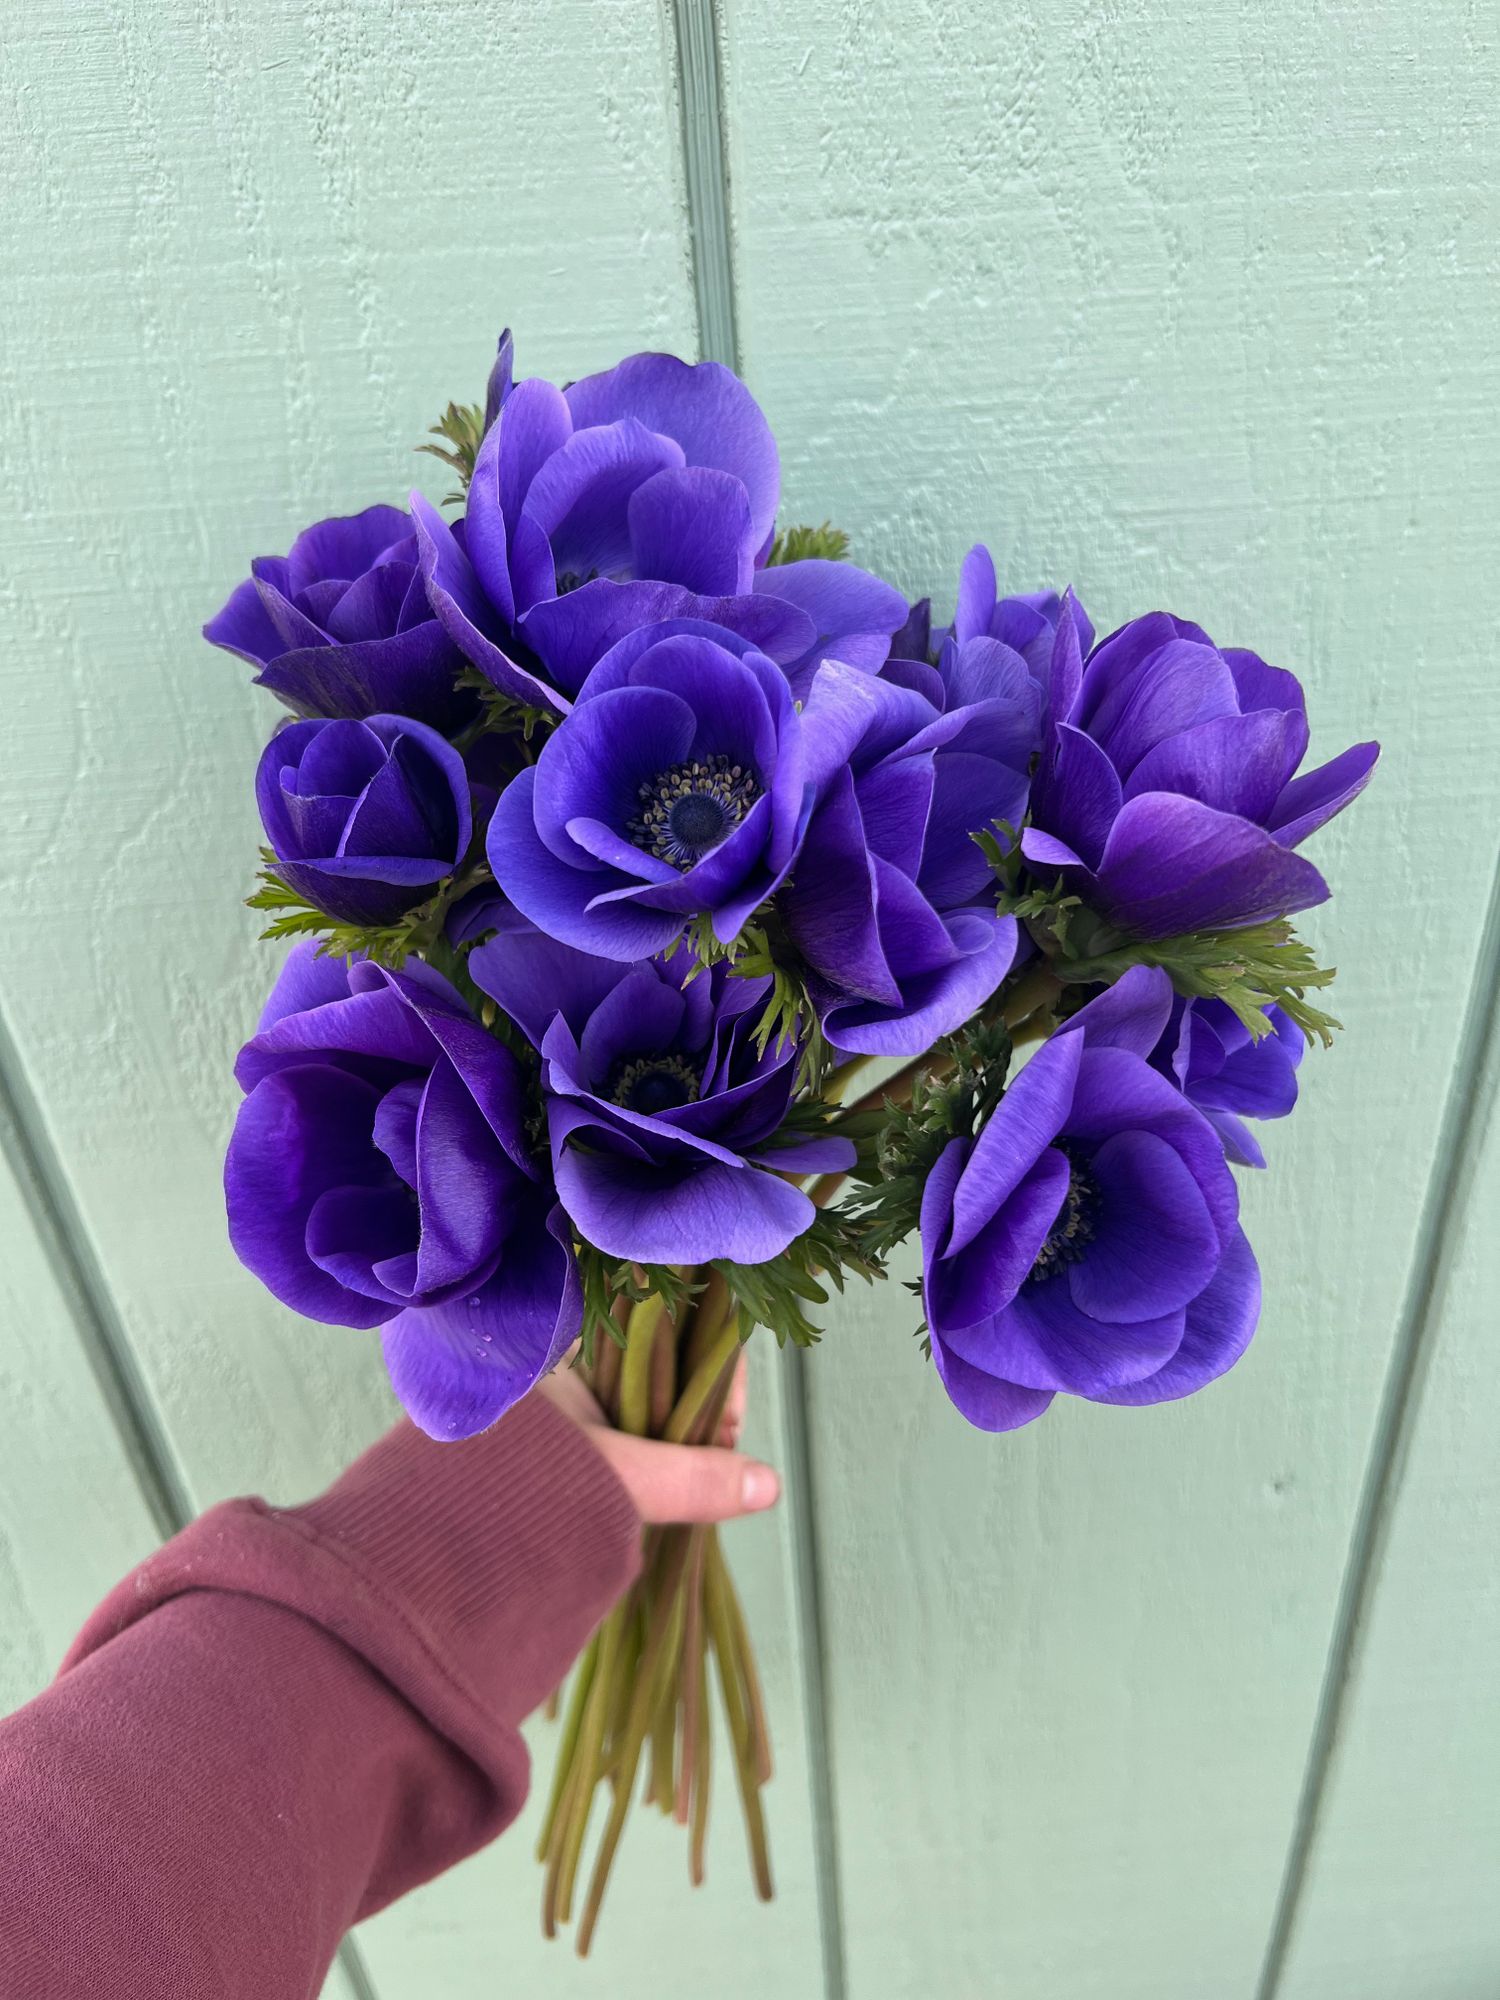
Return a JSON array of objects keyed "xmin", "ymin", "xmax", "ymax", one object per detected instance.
[
  {"xmin": 627, "ymin": 465, "xmax": 756, "ymax": 596},
  {"xmin": 1094, "ymin": 793, "xmax": 1332, "ymax": 937},
  {"xmin": 1123, "ymin": 708, "xmax": 1310, "ymax": 824},
  {"xmin": 750, "ymin": 1132, "xmax": 857, "ymax": 1173},
  {"xmin": 781, "ymin": 767, "xmax": 895, "ymax": 1004},
  {"xmin": 1268, "ymin": 740, "xmax": 1380, "ymax": 847},
  {"xmin": 530, "ymin": 683, "xmax": 696, "ymax": 862},
  {"xmin": 1034, "ymin": 723, "xmax": 1124, "ymax": 872},
  {"xmin": 409, "ymin": 491, "xmax": 566, "ymax": 713},
  {"xmin": 1047, "ymin": 593, "xmax": 1087, "ymax": 726},
  {"xmin": 253, "ymin": 620, "xmax": 472, "ymax": 731},
  {"xmin": 322, "ymin": 559, "xmax": 414, "ymax": 646},
  {"xmin": 410, "ymin": 1058, "xmax": 516, "ymax": 1295},
  {"xmin": 926, "ymin": 1149, "xmax": 1070, "ymax": 1334},
  {"xmin": 979, "ymin": 1281, "xmax": 1185, "ymax": 1393},
  {"xmin": 523, "ymin": 417, "xmax": 684, "ymax": 585},
  {"xmin": 564, "ymin": 353, "xmax": 780, "ymax": 552},
  {"xmin": 753, "ymin": 559, "xmax": 909, "ymax": 701},
  {"xmin": 953, "ymin": 545, "xmax": 998, "ymax": 645},
  {"xmin": 1087, "ymin": 638, "xmax": 1241, "ymax": 778},
  {"xmin": 930, "ymin": 1327, "xmax": 1056, "ymax": 1432},
  {"xmin": 204, "ymin": 576, "xmax": 284, "ymax": 666},
  {"xmin": 818, "ymin": 910, "xmax": 1017, "ymax": 1057},
  {"xmin": 521, "ymin": 578, "xmax": 816, "ymax": 695},
  {"xmin": 467, "ymin": 910, "xmax": 627, "ymax": 1047},
  {"xmin": 918, "ymin": 749, "xmax": 1028, "ymax": 908},
  {"xmin": 1091, "ymin": 1225, "xmax": 1260, "ymax": 1406},
  {"xmin": 253, "ymin": 940, "xmax": 357, "ymax": 1034},
  {"xmin": 575, "ymin": 964, "xmax": 687, "ymax": 1084},
  {"xmin": 225, "ymin": 1066, "xmax": 397, "ymax": 1329},
  {"xmin": 1055, "ymin": 964, "xmax": 1175, "ymax": 1058},
  {"xmin": 285, "ymin": 507, "xmax": 410, "ymax": 593},
  {"xmin": 382, "ymin": 1203, "xmax": 581, "ymax": 1440},
  {"xmin": 1067, "ymin": 1128, "xmax": 1222, "ymax": 1322},
  {"xmin": 555, "ymin": 1149, "xmax": 813, "ymax": 1263},
  {"xmin": 487, "ymin": 771, "xmax": 684, "ymax": 961},
  {"xmin": 948, "ymin": 1033, "xmax": 1083, "ymax": 1255}
]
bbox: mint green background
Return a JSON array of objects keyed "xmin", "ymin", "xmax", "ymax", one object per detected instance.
[{"xmin": 2, "ymin": 3, "xmax": 1496, "ymax": 1996}]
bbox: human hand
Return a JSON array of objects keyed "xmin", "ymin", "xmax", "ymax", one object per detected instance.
[{"xmin": 538, "ymin": 1354, "xmax": 780, "ymax": 1524}]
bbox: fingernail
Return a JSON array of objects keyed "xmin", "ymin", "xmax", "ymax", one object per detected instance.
[{"xmin": 742, "ymin": 1463, "xmax": 780, "ymax": 1511}]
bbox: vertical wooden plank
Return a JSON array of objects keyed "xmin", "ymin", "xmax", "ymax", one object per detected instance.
[
  {"xmin": 719, "ymin": 3, "xmax": 1500, "ymax": 1995},
  {"xmin": 0, "ymin": 2, "xmax": 828, "ymax": 1992},
  {"xmin": 0, "ymin": 1058, "xmax": 164, "ymax": 1716},
  {"xmin": 1273, "ymin": 924, "xmax": 1500, "ymax": 2000}
]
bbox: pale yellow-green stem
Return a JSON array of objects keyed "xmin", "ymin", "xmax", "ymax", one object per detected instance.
[
  {"xmin": 617, "ymin": 1295, "xmax": 664, "ymax": 1436},
  {"xmin": 664, "ymin": 1317, "xmax": 742, "ymax": 1444}
]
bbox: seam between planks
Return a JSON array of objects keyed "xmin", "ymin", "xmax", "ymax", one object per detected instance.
[
  {"xmin": 781, "ymin": 1343, "xmax": 851, "ymax": 2000},
  {"xmin": 0, "ymin": 1000, "xmax": 191, "ymax": 1542},
  {"xmin": 1253, "ymin": 850, "xmax": 1500, "ymax": 2000},
  {"xmin": 0, "ymin": 1001, "xmax": 383, "ymax": 2000},
  {"xmin": 667, "ymin": 0, "xmax": 739, "ymax": 373}
]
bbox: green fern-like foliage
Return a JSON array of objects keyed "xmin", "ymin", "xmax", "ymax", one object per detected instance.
[{"xmin": 766, "ymin": 521, "xmax": 851, "ymax": 566}]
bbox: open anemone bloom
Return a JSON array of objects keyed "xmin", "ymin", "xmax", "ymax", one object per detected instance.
[
  {"xmin": 469, "ymin": 912, "xmax": 855, "ymax": 1265},
  {"xmin": 255, "ymin": 714, "xmax": 472, "ymax": 927},
  {"xmin": 778, "ymin": 663, "xmax": 1028, "ymax": 1056},
  {"xmin": 205, "ymin": 504, "xmax": 474, "ymax": 732},
  {"xmin": 411, "ymin": 336, "xmax": 907, "ymax": 713},
  {"xmin": 920, "ymin": 967, "xmax": 1260, "ymax": 1433},
  {"xmin": 1022, "ymin": 606, "xmax": 1380, "ymax": 938},
  {"xmin": 1150, "ymin": 995, "xmax": 1303, "ymax": 1168},
  {"xmin": 487, "ymin": 626, "xmax": 807, "ymax": 960},
  {"xmin": 225, "ymin": 945, "xmax": 579, "ymax": 1439}
]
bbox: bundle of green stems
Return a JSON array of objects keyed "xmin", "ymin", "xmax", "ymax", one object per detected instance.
[{"xmin": 536, "ymin": 980, "xmax": 1063, "ymax": 1951}]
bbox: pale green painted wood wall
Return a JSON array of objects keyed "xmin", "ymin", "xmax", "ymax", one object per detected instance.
[{"xmin": 1, "ymin": 4, "xmax": 1495, "ymax": 1997}]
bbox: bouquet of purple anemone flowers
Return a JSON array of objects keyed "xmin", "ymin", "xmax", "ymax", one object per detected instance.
[{"xmin": 210, "ymin": 330, "xmax": 1378, "ymax": 1951}]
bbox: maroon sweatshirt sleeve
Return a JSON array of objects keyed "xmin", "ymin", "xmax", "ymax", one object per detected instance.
[{"xmin": 0, "ymin": 1393, "xmax": 641, "ymax": 2000}]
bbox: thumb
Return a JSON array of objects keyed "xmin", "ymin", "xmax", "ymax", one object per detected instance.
[{"xmin": 591, "ymin": 1431, "xmax": 781, "ymax": 1525}]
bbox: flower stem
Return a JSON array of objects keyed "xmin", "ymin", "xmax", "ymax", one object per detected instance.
[
  {"xmin": 535, "ymin": 1629, "xmax": 597, "ymax": 1865},
  {"xmin": 618, "ymin": 1296, "xmax": 663, "ymax": 1436},
  {"xmin": 665, "ymin": 1319, "xmax": 742, "ymax": 1444},
  {"xmin": 1000, "ymin": 959, "xmax": 1065, "ymax": 1030},
  {"xmin": 705, "ymin": 1539, "xmax": 774, "ymax": 1900},
  {"xmin": 574, "ymin": 1530, "xmax": 695, "ymax": 1955}
]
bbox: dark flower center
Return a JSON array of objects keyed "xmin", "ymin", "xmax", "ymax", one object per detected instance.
[
  {"xmin": 555, "ymin": 567, "xmax": 599, "ymax": 596},
  {"xmin": 627, "ymin": 755, "xmax": 761, "ymax": 870},
  {"xmin": 609, "ymin": 1051, "xmax": 703, "ymax": 1116},
  {"xmin": 1029, "ymin": 1154, "xmax": 1098, "ymax": 1282}
]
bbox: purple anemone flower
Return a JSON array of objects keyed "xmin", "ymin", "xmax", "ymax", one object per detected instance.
[
  {"xmin": 256, "ymin": 714, "xmax": 472, "ymax": 927},
  {"xmin": 487, "ymin": 625, "xmax": 807, "ymax": 960},
  {"xmin": 950, "ymin": 543, "xmax": 1096, "ymax": 680},
  {"xmin": 1150, "ymin": 995, "xmax": 1303, "ymax": 1168},
  {"xmin": 410, "ymin": 339, "xmax": 906, "ymax": 712},
  {"xmin": 225, "ymin": 945, "xmax": 579, "ymax": 1440},
  {"xmin": 778, "ymin": 663, "xmax": 1027, "ymax": 1056},
  {"xmin": 1023, "ymin": 606, "xmax": 1380, "ymax": 938},
  {"xmin": 469, "ymin": 912, "xmax": 854, "ymax": 1265},
  {"xmin": 205, "ymin": 504, "xmax": 472, "ymax": 731},
  {"xmin": 919, "ymin": 966, "xmax": 1260, "ymax": 1433},
  {"xmin": 884, "ymin": 546, "xmax": 1089, "ymax": 752}
]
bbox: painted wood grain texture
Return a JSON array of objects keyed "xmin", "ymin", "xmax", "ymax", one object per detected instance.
[
  {"xmin": 718, "ymin": 2, "xmax": 1500, "ymax": 1996},
  {"xmin": 3, "ymin": 0, "xmax": 1498, "ymax": 1995},
  {"xmin": 0, "ymin": 2, "xmax": 827, "ymax": 1995},
  {"xmin": 1275, "ymin": 945, "xmax": 1500, "ymax": 2000}
]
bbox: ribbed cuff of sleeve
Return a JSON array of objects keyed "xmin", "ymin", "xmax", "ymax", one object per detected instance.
[
  {"xmin": 289, "ymin": 1392, "xmax": 641, "ymax": 1725},
  {"xmin": 61, "ymin": 1394, "xmax": 642, "ymax": 1799}
]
